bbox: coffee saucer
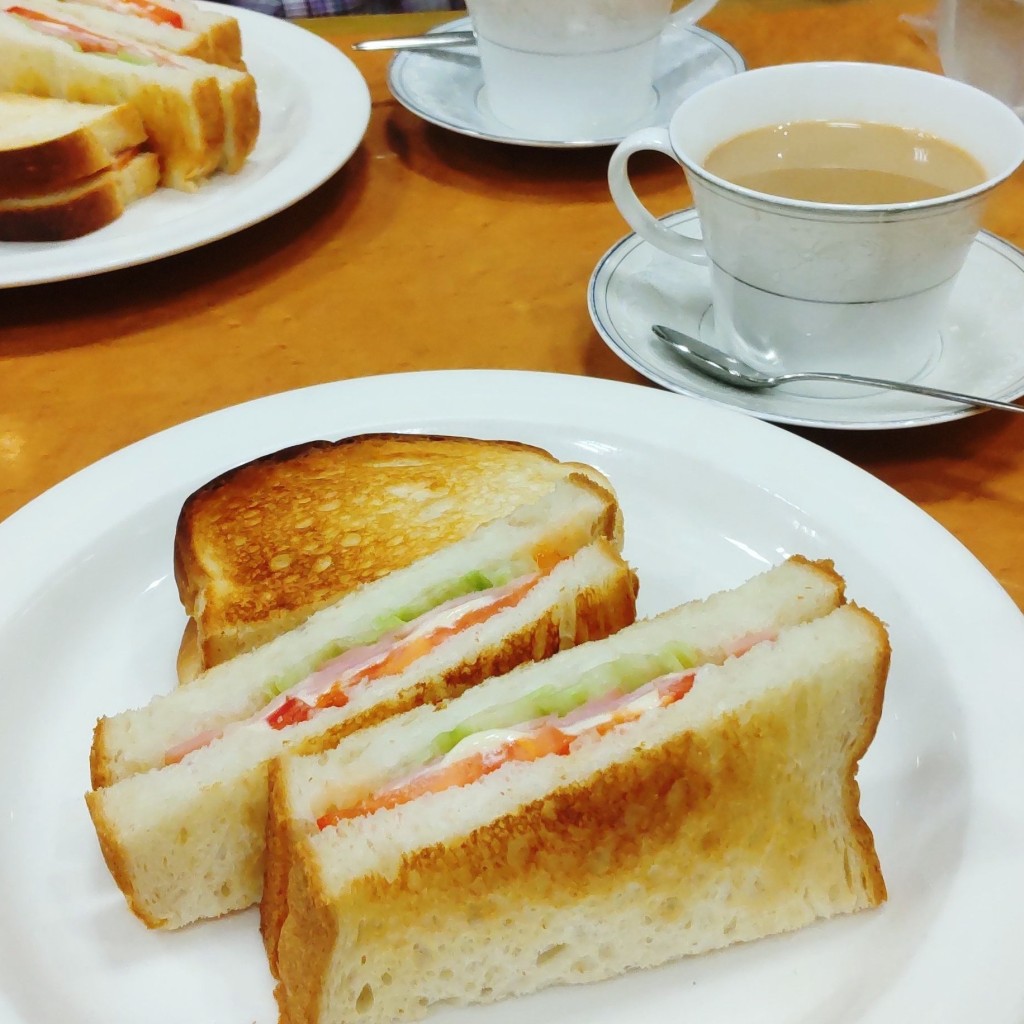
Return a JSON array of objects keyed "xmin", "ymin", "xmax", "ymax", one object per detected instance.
[
  {"xmin": 386, "ymin": 17, "xmax": 745, "ymax": 149},
  {"xmin": 588, "ymin": 208, "xmax": 1024, "ymax": 430}
]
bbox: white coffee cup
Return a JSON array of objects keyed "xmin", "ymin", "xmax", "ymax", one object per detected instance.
[
  {"xmin": 464, "ymin": 0, "xmax": 719, "ymax": 142},
  {"xmin": 608, "ymin": 62, "xmax": 1024, "ymax": 384}
]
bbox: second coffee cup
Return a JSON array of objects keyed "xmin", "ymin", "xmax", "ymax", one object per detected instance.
[
  {"xmin": 464, "ymin": 0, "xmax": 718, "ymax": 142},
  {"xmin": 608, "ymin": 62, "xmax": 1024, "ymax": 384}
]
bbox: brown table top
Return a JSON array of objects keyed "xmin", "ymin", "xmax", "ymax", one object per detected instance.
[{"xmin": 2, "ymin": 0, "xmax": 1023, "ymax": 609}]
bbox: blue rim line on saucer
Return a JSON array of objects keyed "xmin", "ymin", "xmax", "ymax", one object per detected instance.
[{"xmin": 386, "ymin": 17, "xmax": 745, "ymax": 149}]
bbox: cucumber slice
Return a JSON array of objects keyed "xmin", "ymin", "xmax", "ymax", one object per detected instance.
[
  {"xmin": 432, "ymin": 640, "xmax": 701, "ymax": 755},
  {"xmin": 262, "ymin": 639, "xmax": 350, "ymax": 699},
  {"xmin": 264, "ymin": 563, "xmax": 523, "ymax": 705}
]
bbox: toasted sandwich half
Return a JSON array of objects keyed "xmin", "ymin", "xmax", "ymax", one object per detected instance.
[
  {"xmin": 47, "ymin": 0, "xmax": 243, "ymax": 66},
  {"xmin": 86, "ymin": 478, "xmax": 636, "ymax": 929},
  {"xmin": 0, "ymin": 1, "xmax": 258, "ymax": 188},
  {"xmin": 266, "ymin": 564, "xmax": 887, "ymax": 1024},
  {"xmin": 0, "ymin": 91, "xmax": 157, "ymax": 239},
  {"xmin": 174, "ymin": 434, "xmax": 625, "ymax": 683}
]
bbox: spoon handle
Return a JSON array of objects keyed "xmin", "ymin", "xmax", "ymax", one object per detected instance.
[
  {"xmin": 785, "ymin": 371, "xmax": 1024, "ymax": 414},
  {"xmin": 352, "ymin": 31, "xmax": 475, "ymax": 51}
]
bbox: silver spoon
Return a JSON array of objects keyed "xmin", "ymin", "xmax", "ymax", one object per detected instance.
[
  {"xmin": 352, "ymin": 30, "xmax": 475, "ymax": 52},
  {"xmin": 652, "ymin": 324, "xmax": 1024, "ymax": 414}
]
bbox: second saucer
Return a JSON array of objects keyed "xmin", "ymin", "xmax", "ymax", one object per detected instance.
[{"xmin": 386, "ymin": 16, "xmax": 745, "ymax": 149}]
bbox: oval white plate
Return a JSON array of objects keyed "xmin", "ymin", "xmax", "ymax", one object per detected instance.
[
  {"xmin": 0, "ymin": 3, "xmax": 371, "ymax": 288},
  {"xmin": 0, "ymin": 370, "xmax": 1021, "ymax": 1023},
  {"xmin": 590, "ymin": 208, "xmax": 1024, "ymax": 429}
]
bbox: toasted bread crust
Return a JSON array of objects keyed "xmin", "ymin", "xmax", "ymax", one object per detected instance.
[
  {"xmin": 0, "ymin": 132, "xmax": 98, "ymax": 193},
  {"xmin": 0, "ymin": 176, "xmax": 122, "ymax": 239},
  {"xmin": 85, "ymin": 787, "xmax": 166, "ymax": 928},
  {"xmin": 260, "ymin": 557, "xmax": 638, "ymax": 964},
  {"xmin": 0, "ymin": 150, "xmax": 158, "ymax": 240},
  {"xmin": 199, "ymin": 16, "xmax": 242, "ymax": 68},
  {"xmin": 89, "ymin": 716, "xmax": 112, "ymax": 791},
  {"xmin": 217, "ymin": 69, "xmax": 259, "ymax": 173},
  {"xmin": 274, "ymin": 609, "xmax": 889, "ymax": 1024},
  {"xmin": 0, "ymin": 95, "xmax": 146, "ymax": 194},
  {"xmin": 174, "ymin": 434, "xmax": 622, "ymax": 678}
]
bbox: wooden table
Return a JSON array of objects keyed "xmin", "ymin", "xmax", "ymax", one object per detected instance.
[{"xmin": 3, "ymin": 0, "xmax": 1023, "ymax": 609}]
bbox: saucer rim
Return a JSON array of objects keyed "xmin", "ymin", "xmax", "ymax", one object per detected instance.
[
  {"xmin": 386, "ymin": 18, "xmax": 746, "ymax": 149},
  {"xmin": 588, "ymin": 207, "xmax": 1024, "ymax": 431}
]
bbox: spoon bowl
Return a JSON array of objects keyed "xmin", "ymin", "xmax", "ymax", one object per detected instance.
[{"xmin": 652, "ymin": 324, "xmax": 1024, "ymax": 414}]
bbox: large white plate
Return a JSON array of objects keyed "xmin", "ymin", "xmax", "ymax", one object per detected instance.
[
  {"xmin": 0, "ymin": 4, "xmax": 371, "ymax": 288},
  {"xmin": 0, "ymin": 370, "xmax": 1021, "ymax": 1024}
]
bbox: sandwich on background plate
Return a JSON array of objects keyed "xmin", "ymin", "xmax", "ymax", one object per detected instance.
[
  {"xmin": 174, "ymin": 434, "xmax": 624, "ymax": 683},
  {"xmin": 265, "ymin": 557, "xmax": 888, "ymax": 1024},
  {"xmin": 46, "ymin": 0, "xmax": 244, "ymax": 66},
  {"xmin": 0, "ymin": 91, "xmax": 157, "ymax": 239},
  {"xmin": 86, "ymin": 477, "xmax": 636, "ymax": 929},
  {"xmin": 0, "ymin": 0, "xmax": 258, "ymax": 189}
]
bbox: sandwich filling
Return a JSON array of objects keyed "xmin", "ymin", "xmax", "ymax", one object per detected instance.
[
  {"xmin": 315, "ymin": 629, "xmax": 775, "ymax": 829},
  {"xmin": 164, "ymin": 562, "xmax": 554, "ymax": 765},
  {"xmin": 89, "ymin": 0, "xmax": 185, "ymax": 27},
  {"xmin": 6, "ymin": 6, "xmax": 182, "ymax": 64}
]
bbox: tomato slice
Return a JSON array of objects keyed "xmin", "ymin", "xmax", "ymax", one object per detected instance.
[
  {"xmin": 6, "ymin": 5, "xmax": 181, "ymax": 64},
  {"xmin": 7, "ymin": 6, "xmax": 120, "ymax": 52},
  {"xmin": 317, "ymin": 723, "xmax": 572, "ymax": 829},
  {"xmin": 121, "ymin": 0, "xmax": 184, "ymax": 28},
  {"xmin": 317, "ymin": 752, "xmax": 490, "ymax": 829},
  {"xmin": 312, "ymin": 573, "xmax": 543, "ymax": 708},
  {"xmin": 266, "ymin": 696, "xmax": 316, "ymax": 731},
  {"xmin": 658, "ymin": 671, "xmax": 696, "ymax": 705}
]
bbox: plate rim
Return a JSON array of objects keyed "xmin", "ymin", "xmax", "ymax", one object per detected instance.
[
  {"xmin": 387, "ymin": 17, "xmax": 745, "ymax": 150},
  {"xmin": 0, "ymin": 4, "xmax": 371, "ymax": 289},
  {"xmin": 1, "ymin": 368, "xmax": 1024, "ymax": 1023},
  {"xmin": 1, "ymin": 368, "xmax": 1019, "ymax": 622},
  {"xmin": 589, "ymin": 208, "xmax": 1024, "ymax": 430}
]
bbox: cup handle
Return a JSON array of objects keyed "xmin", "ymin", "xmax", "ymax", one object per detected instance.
[{"xmin": 608, "ymin": 127, "xmax": 708, "ymax": 266}]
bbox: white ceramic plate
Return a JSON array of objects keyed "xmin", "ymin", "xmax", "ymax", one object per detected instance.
[
  {"xmin": 1, "ymin": 370, "xmax": 1021, "ymax": 1024},
  {"xmin": 590, "ymin": 208, "xmax": 1024, "ymax": 429},
  {"xmin": 0, "ymin": 4, "xmax": 371, "ymax": 288},
  {"xmin": 387, "ymin": 16, "xmax": 744, "ymax": 148}
]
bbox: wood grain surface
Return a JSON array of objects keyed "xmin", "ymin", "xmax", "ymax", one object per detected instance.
[{"xmin": 1, "ymin": 0, "xmax": 1022, "ymax": 608}]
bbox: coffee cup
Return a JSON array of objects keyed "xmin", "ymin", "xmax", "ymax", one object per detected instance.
[
  {"xmin": 607, "ymin": 62, "xmax": 1024, "ymax": 385},
  {"xmin": 464, "ymin": 0, "xmax": 719, "ymax": 142}
]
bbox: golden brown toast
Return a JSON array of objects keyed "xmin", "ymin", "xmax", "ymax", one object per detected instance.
[
  {"xmin": 174, "ymin": 434, "xmax": 623, "ymax": 682},
  {"xmin": 268, "ymin": 602, "xmax": 889, "ymax": 1024}
]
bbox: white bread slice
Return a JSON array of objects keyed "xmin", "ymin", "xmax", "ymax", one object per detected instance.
[
  {"xmin": 271, "ymin": 603, "xmax": 888, "ymax": 1024},
  {"xmin": 49, "ymin": 0, "xmax": 244, "ymax": 67},
  {"xmin": 3, "ymin": 0, "xmax": 258, "ymax": 176},
  {"xmin": 261, "ymin": 554, "xmax": 849, "ymax": 971},
  {"xmin": 0, "ymin": 147, "xmax": 157, "ymax": 239},
  {"xmin": 84, "ymin": 539, "xmax": 638, "ymax": 928},
  {"xmin": 0, "ymin": 91, "xmax": 147, "ymax": 195}
]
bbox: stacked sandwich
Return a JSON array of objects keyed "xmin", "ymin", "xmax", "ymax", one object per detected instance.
[
  {"xmin": 0, "ymin": 92, "xmax": 159, "ymax": 240},
  {"xmin": 85, "ymin": 434, "xmax": 891, "ymax": 1024},
  {"xmin": 0, "ymin": 0, "xmax": 258, "ymax": 238}
]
